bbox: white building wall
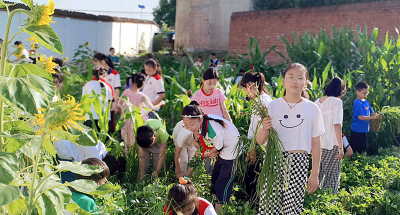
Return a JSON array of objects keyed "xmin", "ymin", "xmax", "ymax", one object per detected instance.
[{"xmin": 0, "ymin": 11, "xmax": 159, "ymax": 61}]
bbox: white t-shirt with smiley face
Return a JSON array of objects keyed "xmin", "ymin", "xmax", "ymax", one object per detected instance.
[{"xmin": 266, "ymin": 97, "xmax": 325, "ymax": 153}]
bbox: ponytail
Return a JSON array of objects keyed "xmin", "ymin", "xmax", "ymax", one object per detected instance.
[
  {"xmin": 240, "ymin": 72, "xmax": 270, "ymax": 96},
  {"xmin": 200, "ymin": 68, "xmax": 220, "ymax": 88},
  {"xmin": 93, "ymin": 53, "xmax": 114, "ymax": 69},
  {"xmin": 102, "ymin": 154, "xmax": 127, "ymax": 180},
  {"xmin": 93, "ymin": 67, "xmax": 106, "ymax": 88},
  {"xmin": 182, "ymin": 101, "xmax": 226, "ymax": 128},
  {"xmin": 145, "ymin": 58, "xmax": 162, "ymax": 75}
]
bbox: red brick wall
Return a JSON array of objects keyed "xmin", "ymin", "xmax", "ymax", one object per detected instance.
[{"xmin": 229, "ymin": 1, "xmax": 400, "ymax": 65}]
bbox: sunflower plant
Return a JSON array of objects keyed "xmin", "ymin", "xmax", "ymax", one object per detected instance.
[{"xmin": 0, "ymin": 1, "xmax": 118, "ymax": 214}]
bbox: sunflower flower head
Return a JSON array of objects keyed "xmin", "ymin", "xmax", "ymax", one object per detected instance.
[
  {"xmin": 38, "ymin": 0, "xmax": 55, "ymax": 26},
  {"xmin": 33, "ymin": 95, "xmax": 86, "ymax": 136},
  {"xmin": 39, "ymin": 55, "xmax": 57, "ymax": 74}
]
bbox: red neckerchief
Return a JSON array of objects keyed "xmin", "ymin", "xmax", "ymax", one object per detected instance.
[
  {"xmin": 92, "ymin": 78, "xmax": 115, "ymax": 98},
  {"xmin": 199, "ymin": 115, "xmax": 214, "ymax": 160}
]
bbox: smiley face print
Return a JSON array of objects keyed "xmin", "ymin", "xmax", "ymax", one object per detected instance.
[{"xmin": 279, "ymin": 113, "xmax": 305, "ymax": 128}]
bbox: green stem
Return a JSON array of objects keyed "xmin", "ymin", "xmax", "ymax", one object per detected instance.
[
  {"xmin": 0, "ymin": 9, "xmax": 31, "ymax": 152},
  {"xmin": 33, "ymin": 184, "xmax": 66, "ymax": 204},
  {"xmin": 16, "ymin": 162, "xmax": 51, "ymax": 175},
  {"xmin": 26, "ymin": 132, "xmax": 47, "ymax": 215},
  {"xmin": 34, "ymin": 169, "xmax": 62, "ymax": 195}
]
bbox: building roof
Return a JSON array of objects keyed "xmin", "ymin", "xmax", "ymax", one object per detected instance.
[{"xmin": 2, "ymin": 1, "xmax": 158, "ymax": 25}]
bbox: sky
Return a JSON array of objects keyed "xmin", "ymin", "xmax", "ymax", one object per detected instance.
[{"xmin": 33, "ymin": 0, "xmax": 159, "ymax": 20}]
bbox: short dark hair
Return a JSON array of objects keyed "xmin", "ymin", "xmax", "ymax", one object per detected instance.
[
  {"xmin": 198, "ymin": 56, "xmax": 202, "ymax": 59},
  {"xmin": 0, "ymin": 38, "xmax": 3, "ymax": 44},
  {"xmin": 324, "ymin": 77, "xmax": 345, "ymax": 97},
  {"xmin": 211, "ymin": 53, "xmax": 216, "ymax": 56},
  {"xmin": 110, "ymin": 47, "xmax": 115, "ymax": 52},
  {"xmin": 77, "ymin": 158, "xmax": 110, "ymax": 183},
  {"xmin": 14, "ymin": 41, "xmax": 22, "ymax": 46},
  {"xmin": 136, "ymin": 125, "xmax": 155, "ymax": 148},
  {"xmin": 356, "ymin": 81, "xmax": 369, "ymax": 91}
]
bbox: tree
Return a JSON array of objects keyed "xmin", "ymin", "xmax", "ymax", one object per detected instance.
[
  {"xmin": 253, "ymin": 0, "xmax": 296, "ymax": 10},
  {"xmin": 153, "ymin": 0, "xmax": 176, "ymax": 27}
]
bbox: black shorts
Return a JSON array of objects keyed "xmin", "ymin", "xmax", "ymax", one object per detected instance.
[{"xmin": 349, "ymin": 130, "xmax": 367, "ymax": 154}]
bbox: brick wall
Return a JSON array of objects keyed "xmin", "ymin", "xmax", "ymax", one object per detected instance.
[{"xmin": 229, "ymin": 1, "xmax": 400, "ymax": 65}]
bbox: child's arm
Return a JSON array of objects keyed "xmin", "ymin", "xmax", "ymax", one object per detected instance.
[
  {"xmin": 152, "ymin": 143, "xmax": 167, "ymax": 177},
  {"xmin": 334, "ymin": 124, "xmax": 344, "ymax": 159},
  {"xmin": 114, "ymin": 88, "xmax": 120, "ymax": 110},
  {"xmin": 256, "ymin": 117, "xmax": 272, "ymax": 145},
  {"xmin": 205, "ymin": 147, "xmax": 219, "ymax": 158},
  {"xmin": 152, "ymin": 93, "xmax": 165, "ymax": 106},
  {"xmin": 308, "ymin": 136, "xmax": 321, "ymax": 194},
  {"xmin": 142, "ymin": 95, "xmax": 165, "ymax": 111},
  {"xmin": 220, "ymin": 102, "xmax": 232, "ymax": 123},
  {"xmin": 358, "ymin": 113, "xmax": 380, "ymax": 121},
  {"xmin": 175, "ymin": 146, "xmax": 184, "ymax": 179},
  {"xmin": 138, "ymin": 146, "xmax": 147, "ymax": 180}
]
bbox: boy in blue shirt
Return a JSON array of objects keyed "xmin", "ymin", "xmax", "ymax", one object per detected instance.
[
  {"xmin": 350, "ymin": 81, "xmax": 380, "ymax": 153},
  {"xmin": 108, "ymin": 47, "xmax": 120, "ymax": 66}
]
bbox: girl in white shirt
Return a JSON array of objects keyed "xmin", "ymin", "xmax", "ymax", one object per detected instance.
[
  {"xmin": 315, "ymin": 77, "xmax": 346, "ymax": 194},
  {"xmin": 257, "ymin": 63, "xmax": 324, "ymax": 214},
  {"xmin": 82, "ymin": 67, "xmax": 113, "ymax": 131},
  {"xmin": 181, "ymin": 101, "xmax": 239, "ymax": 213},
  {"xmin": 142, "ymin": 58, "xmax": 165, "ymax": 118},
  {"xmin": 240, "ymin": 72, "xmax": 273, "ymax": 204}
]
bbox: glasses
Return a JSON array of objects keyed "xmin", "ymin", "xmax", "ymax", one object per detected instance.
[{"xmin": 285, "ymin": 76, "xmax": 306, "ymax": 83}]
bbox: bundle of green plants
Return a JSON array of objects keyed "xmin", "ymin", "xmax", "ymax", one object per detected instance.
[{"xmin": 235, "ymin": 93, "xmax": 287, "ymax": 212}]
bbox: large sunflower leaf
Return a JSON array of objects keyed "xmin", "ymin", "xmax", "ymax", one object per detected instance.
[
  {"xmin": 6, "ymin": 62, "xmax": 53, "ymax": 80},
  {"xmin": 35, "ymin": 179, "xmax": 71, "ymax": 215},
  {"xmin": 0, "ymin": 75, "xmax": 55, "ymax": 115},
  {"xmin": 21, "ymin": 25, "xmax": 63, "ymax": 54},
  {"xmin": 0, "ymin": 183, "xmax": 19, "ymax": 206},
  {"xmin": 0, "ymin": 152, "xmax": 18, "ymax": 184}
]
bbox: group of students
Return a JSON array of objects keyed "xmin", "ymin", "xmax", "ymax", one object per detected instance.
[
  {"xmin": 194, "ymin": 53, "xmax": 226, "ymax": 69},
  {"xmin": 163, "ymin": 63, "xmax": 378, "ymax": 215},
  {"xmin": 44, "ymin": 45, "xmax": 378, "ymax": 214}
]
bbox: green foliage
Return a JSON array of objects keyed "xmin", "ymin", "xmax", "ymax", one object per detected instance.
[
  {"xmin": 21, "ymin": 25, "xmax": 63, "ymax": 54},
  {"xmin": 153, "ymin": 23, "xmax": 173, "ymax": 53},
  {"xmin": 153, "ymin": 0, "xmax": 176, "ymax": 26},
  {"xmin": 0, "ymin": 75, "xmax": 55, "ymax": 115},
  {"xmin": 254, "ymin": 0, "xmax": 395, "ymax": 10},
  {"xmin": 139, "ymin": 32, "xmax": 146, "ymax": 51},
  {"xmin": 0, "ymin": 2, "xmax": 119, "ymax": 215},
  {"xmin": 253, "ymin": 0, "xmax": 296, "ymax": 10}
]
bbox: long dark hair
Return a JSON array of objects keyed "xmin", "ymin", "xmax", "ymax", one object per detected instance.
[
  {"xmin": 200, "ymin": 68, "xmax": 219, "ymax": 88},
  {"xmin": 166, "ymin": 178, "xmax": 198, "ymax": 215},
  {"xmin": 324, "ymin": 77, "xmax": 346, "ymax": 97},
  {"xmin": 240, "ymin": 72, "xmax": 271, "ymax": 96},
  {"xmin": 145, "ymin": 58, "xmax": 162, "ymax": 75},
  {"xmin": 283, "ymin": 63, "xmax": 310, "ymax": 99},
  {"xmin": 93, "ymin": 53, "xmax": 114, "ymax": 69},
  {"xmin": 93, "ymin": 67, "xmax": 107, "ymax": 87},
  {"xmin": 182, "ymin": 101, "xmax": 226, "ymax": 128},
  {"xmin": 126, "ymin": 72, "xmax": 146, "ymax": 88}
]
